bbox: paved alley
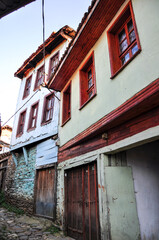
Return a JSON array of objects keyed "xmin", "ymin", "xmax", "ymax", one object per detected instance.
[{"xmin": 0, "ymin": 208, "xmax": 73, "ymax": 240}]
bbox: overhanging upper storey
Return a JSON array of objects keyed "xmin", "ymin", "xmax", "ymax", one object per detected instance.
[
  {"xmin": 14, "ymin": 25, "xmax": 76, "ymax": 79},
  {"xmin": 47, "ymin": 0, "xmax": 126, "ymax": 91}
]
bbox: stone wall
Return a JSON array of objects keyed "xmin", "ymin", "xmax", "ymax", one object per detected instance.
[{"xmin": 5, "ymin": 146, "xmax": 36, "ymax": 214}]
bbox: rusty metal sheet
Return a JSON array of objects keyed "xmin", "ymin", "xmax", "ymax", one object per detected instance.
[{"xmin": 65, "ymin": 162, "xmax": 100, "ymax": 240}]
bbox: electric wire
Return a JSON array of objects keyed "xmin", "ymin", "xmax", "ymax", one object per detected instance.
[
  {"xmin": 42, "ymin": 85, "xmax": 60, "ymax": 102},
  {"xmin": 2, "ymin": 89, "xmax": 40, "ymax": 127},
  {"xmin": 2, "ymin": 0, "xmax": 60, "ymax": 127}
]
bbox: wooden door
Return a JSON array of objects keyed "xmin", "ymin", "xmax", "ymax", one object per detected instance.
[
  {"xmin": 65, "ymin": 162, "xmax": 100, "ymax": 240},
  {"xmin": 35, "ymin": 167, "xmax": 56, "ymax": 219},
  {"xmin": 0, "ymin": 160, "xmax": 7, "ymax": 191}
]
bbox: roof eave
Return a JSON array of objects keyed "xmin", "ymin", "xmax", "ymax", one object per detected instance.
[
  {"xmin": 15, "ymin": 26, "xmax": 75, "ymax": 79},
  {"xmin": 48, "ymin": 0, "xmax": 126, "ymax": 91}
]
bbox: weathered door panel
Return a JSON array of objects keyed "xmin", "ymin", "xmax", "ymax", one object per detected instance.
[
  {"xmin": 65, "ymin": 162, "xmax": 100, "ymax": 240},
  {"xmin": 105, "ymin": 167, "xmax": 140, "ymax": 240},
  {"xmin": 0, "ymin": 160, "xmax": 7, "ymax": 191},
  {"xmin": 35, "ymin": 167, "xmax": 56, "ymax": 218}
]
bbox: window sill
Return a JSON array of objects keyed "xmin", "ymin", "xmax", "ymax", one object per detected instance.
[
  {"xmin": 79, "ymin": 93, "xmax": 96, "ymax": 110},
  {"xmin": 41, "ymin": 120, "xmax": 52, "ymax": 126},
  {"xmin": 16, "ymin": 133, "xmax": 23, "ymax": 138},
  {"xmin": 110, "ymin": 49, "xmax": 141, "ymax": 79},
  {"xmin": 61, "ymin": 117, "xmax": 71, "ymax": 127},
  {"xmin": 34, "ymin": 86, "xmax": 41, "ymax": 92},
  {"xmin": 22, "ymin": 94, "xmax": 29, "ymax": 100},
  {"xmin": 27, "ymin": 127, "xmax": 36, "ymax": 132}
]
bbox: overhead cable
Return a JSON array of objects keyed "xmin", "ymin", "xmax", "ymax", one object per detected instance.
[{"xmin": 2, "ymin": 89, "xmax": 40, "ymax": 127}]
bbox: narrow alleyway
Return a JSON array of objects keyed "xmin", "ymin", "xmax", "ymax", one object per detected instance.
[{"xmin": 0, "ymin": 208, "xmax": 74, "ymax": 240}]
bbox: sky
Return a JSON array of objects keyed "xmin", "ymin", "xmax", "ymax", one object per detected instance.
[{"xmin": 0, "ymin": 0, "xmax": 92, "ymax": 127}]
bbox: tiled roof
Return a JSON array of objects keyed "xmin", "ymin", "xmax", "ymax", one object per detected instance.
[
  {"xmin": 15, "ymin": 25, "xmax": 76, "ymax": 79},
  {"xmin": 2, "ymin": 125, "xmax": 12, "ymax": 131},
  {"xmin": 0, "ymin": 151, "xmax": 11, "ymax": 160},
  {"xmin": 47, "ymin": 0, "xmax": 97, "ymax": 86},
  {"xmin": 47, "ymin": 0, "xmax": 126, "ymax": 91}
]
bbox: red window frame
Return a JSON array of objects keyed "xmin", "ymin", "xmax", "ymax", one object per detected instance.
[
  {"xmin": 34, "ymin": 65, "xmax": 44, "ymax": 90},
  {"xmin": 41, "ymin": 93, "xmax": 54, "ymax": 124},
  {"xmin": 62, "ymin": 82, "xmax": 71, "ymax": 126},
  {"xmin": 79, "ymin": 52, "xmax": 96, "ymax": 109},
  {"xmin": 48, "ymin": 52, "xmax": 59, "ymax": 78},
  {"xmin": 28, "ymin": 101, "xmax": 39, "ymax": 131},
  {"xmin": 23, "ymin": 75, "xmax": 32, "ymax": 99},
  {"xmin": 107, "ymin": 1, "xmax": 141, "ymax": 78},
  {"xmin": 16, "ymin": 110, "xmax": 26, "ymax": 137}
]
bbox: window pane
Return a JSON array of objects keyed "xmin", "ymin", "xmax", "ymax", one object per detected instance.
[
  {"xmin": 118, "ymin": 29, "xmax": 126, "ymax": 43},
  {"xmin": 33, "ymin": 107, "xmax": 37, "ymax": 117},
  {"xmin": 88, "ymin": 90, "xmax": 93, "ymax": 98},
  {"xmin": 19, "ymin": 125, "xmax": 23, "ymax": 133},
  {"xmin": 121, "ymin": 52, "xmax": 130, "ymax": 65},
  {"xmin": 88, "ymin": 69, "xmax": 92, "ymax": 79},
  {"xmin": 131, "ymin": 44, "xmax": 138, "ymax": 55},
  {"xmin": 129, "ymin": 30, "xmax": 136, "ymax": 43},
  {"xmin": 88, "ymin": 78, "xmax": 93, "ymax": 88},
  {"xmin": 120, "ymin": 39, "xmax": 128, "ymax": 53},
  {"xmin": 32, "ymin": 119, "xmax": 35, "ymax": 128},
  {"xmin": 51, "ymin": 55, "xmax": 59, "ymax": 74},
  {"xmin": 46, "ymin": 111, "xmax": 50, "ymax": 121},
  {"xmin": 127, "ymin": 19, "xmax": 133, "ymax": 32},
  {"xmin": 47, "ymin": 99, "xmax": 51, "ymax": 109}
]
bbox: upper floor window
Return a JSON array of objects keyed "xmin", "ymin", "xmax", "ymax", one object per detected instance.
[
  {"xmin": 28, "ymin": 102, "xmax": 39, "ymax": 130},
  {"xmin": 34, "ymin": 65, "xmax": 44, "ymax": 90},
  {"xmin": 107, "ymin": 1, "xmax": 141, "ymax": 78},
  {"xmin": 23, "ymin": 75, "xmax": 32, "ymax": 99},
  {"xmin": 48, "ymin": 52, "xmax": 59, "ymax": 77},
  {"xmin": 62, "ymin": 82, "xmax": 71, "ymax": 125},
  {"xmin": 17, "ymin": 110, "xmax": 26, "ymax": 137},
  {"xmin": 79, "ymin": 52, "xmax": 96, "ymax": 108},
  {"xmin": 42, "ymin": 93, "xmax": 54, "ymax": 124}
]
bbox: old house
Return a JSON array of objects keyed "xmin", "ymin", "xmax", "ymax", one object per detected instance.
[
  {"xmin": 0, "ymin": 125, "xmax": 12, "ymax": 192},
  {"xmin": 0, "ymin": 125, "xmax": 12, "ymax": 153},
  {"xmin": 10, "ymin": 26, "xmax": 75, "ymax": 217},
  {"xmin": 48, "ymin": 0, "xmax": 159, "ymax": 239}
]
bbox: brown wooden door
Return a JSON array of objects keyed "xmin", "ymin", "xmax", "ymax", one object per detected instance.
[
  {"xmin": 35, "ymin": 167, "xmax": 56, "ymax": 219},
  {"xmin": 0, "ymin": 160, "xmax": 7, "ymax": 191},
  {"xmin": 65, "ymin": 162, "xmax": 100, "ymax": 240}
]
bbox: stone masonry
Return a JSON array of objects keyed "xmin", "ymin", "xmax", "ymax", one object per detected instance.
[{"xmin": 5, "ymin": 146, "xmax": 36, "ymax": 214}]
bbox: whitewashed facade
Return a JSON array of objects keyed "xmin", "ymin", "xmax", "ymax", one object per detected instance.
[{"xmin": 9, "ymin": 26, "xmax": 75, "ymax": 217}]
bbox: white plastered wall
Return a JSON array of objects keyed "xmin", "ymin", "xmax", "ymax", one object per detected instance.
[{"xmin": 11, "ymin": 39, "xmax": 70, "ymax": 150}]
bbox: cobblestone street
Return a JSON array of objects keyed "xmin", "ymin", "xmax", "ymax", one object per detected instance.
[{"xmin": 0, "ymin": 208, "xmax": 73, "ymax": 240}]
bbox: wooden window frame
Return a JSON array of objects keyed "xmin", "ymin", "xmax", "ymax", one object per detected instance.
[
  {"xmin": 107, "ymin": 1, "xmax": 141, "ymax": 78},
  {"xmin": 16, "ymin": 109, "xmax": 26, "ymax": 137},
  {"xmin": 48, "ymin": 52, "xmax": 59, "ymax": 79},
  {"xmin": 27, "ymin": 101, "xmax": 39, "ymax": 131},
  {"xmin": 62, "ymin": 82, "xmax": 71, "ymax": 126},
  {"xmin": 34, "ymin": 65, "xmax": 44, "ymax": 90},
  {"xmin": 79, "ymin": 52, "xmax": 96, "ymax": 109},
  {"xmin": 41, "ymin": 92, "xmax": 54, "ymax": 125},
  {"xmin": 23, "ymin": 75, "xmax": 32, "ymax": 99}
]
